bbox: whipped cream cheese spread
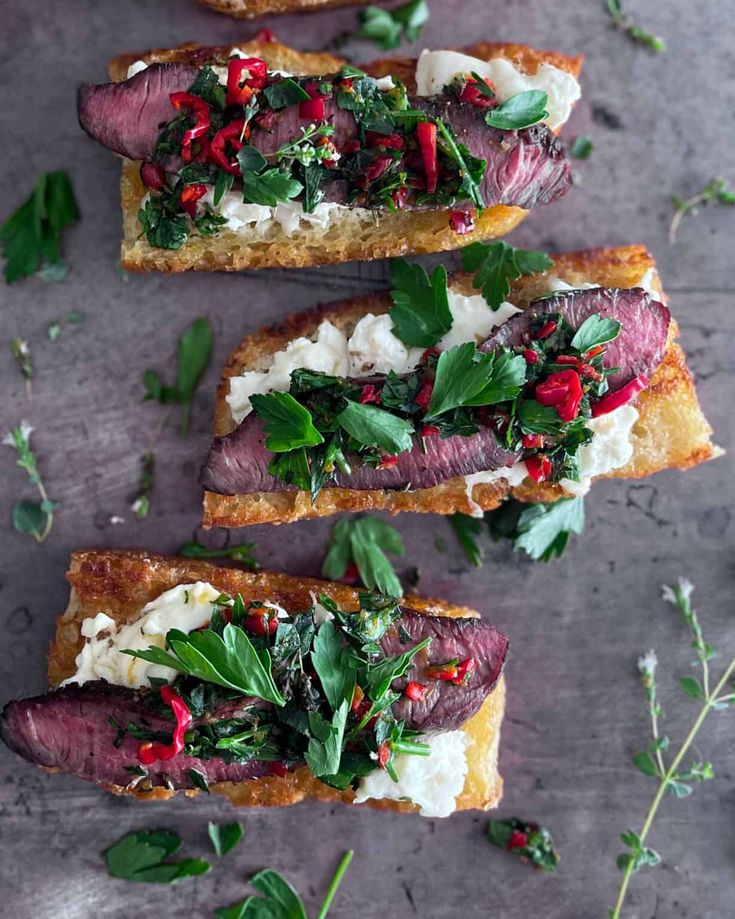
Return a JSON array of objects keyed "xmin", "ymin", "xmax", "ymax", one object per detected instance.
[{"xmin": 354, "ymin": 729, "xmax": 469, "ymax": 818}]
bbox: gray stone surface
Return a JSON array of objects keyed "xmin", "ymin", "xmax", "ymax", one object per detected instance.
[{"xmin": 0, "ymin": 1, "xmax": 733, "ymax": 916}]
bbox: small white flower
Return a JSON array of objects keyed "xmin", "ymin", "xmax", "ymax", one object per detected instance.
[
  {"xmin": 18, "ymin": 419, "xmax": 34, "ymax": 442},
  {"xmin": 662, "ymin": 578, "xmax": 694, "ymax": 606},
  {"xmin": 3, "ymin": 420, "xmax": 33, "ymax": 448},
  {"xmin": 109, "ymin": 515, "xmax": 125, "ymax": 526},
  {"xmin": 677, "ymin": 578, "xmax": 694, "ymax": 601},
  {"xmin": 637, "ymin": 649, "xmax": 658, "ymax": 677}
]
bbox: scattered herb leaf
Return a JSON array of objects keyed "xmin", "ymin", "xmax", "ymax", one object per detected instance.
[
  {"xmin": 449, "ymin": 514, "xmax": 484, "ymax": 567},
  {"xmin": 488, "ymin": 818, "xmax": 559, "ymax": 872},
  {"xmin": 461, "ymin": 241, "xmax": 554, "ymax": 310},
  {"xmin": 669, "ymin": 177, "xmax": 735, "ymax": 243},
  {"xmin": 104, "ymin": 829, "xmax": 210, "ymax": 883},
  {"xmin": 208, "ymin": 821, "xmax": 244, "ymax": 858},
  {"xmin": 606, "ymin": 0, "xmax": 666, "ymax": 52},
  {"xmin": 570, "ymin": 136, "xmax": 594, "ymax": 159},
  {"xmin": 487, "ymin": 497, "xmax": 585, "ymax": 561},
  {"xmin": 178, "ymin": 539, "xmax": 260, "ymax": 570},
  {"xmin": 130, "ymin": 451, "xmax": 154, "ymax": 519},
  {"xmin": 358, "ymin": 0, "xmax": 429, "ymax": 50},
  {"xmin": 322, "ymin": 516, "xmax": 405, "ymax": 597},
  {"xmin": 3, "ymin": 420, "xmax": 56, "ymax": 542}
]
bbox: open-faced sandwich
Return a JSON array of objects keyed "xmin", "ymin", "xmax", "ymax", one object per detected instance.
[
  {"xmin": 200, "ymin": 244, "xmax": 719, "ymax": 527},
  {"xmin": 77, "ymin": 39, "xmax": 582, "ymax": 271},
  {"xmin": 199, "ymin": 0, "xmax": 368, "ymax": 17},
  {"xmin": 0, "ymin": 551, "xmax": 507, "ymax": 817}
]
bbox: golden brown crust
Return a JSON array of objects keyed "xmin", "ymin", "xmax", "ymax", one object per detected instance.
[
  {"xmin": 202, "ymin": 245, "xmax": 719, "ymax": 528},
  {"xmin": 198, "ymin": 0, "xmax": 367, "ymax": 18},
  {"xmin": 110, "ymin": 40, "xmax": 580, "ymax": 272},
  {"xmin": 48, "ymin": 550, "xmax": 504, "ymax": 812}
]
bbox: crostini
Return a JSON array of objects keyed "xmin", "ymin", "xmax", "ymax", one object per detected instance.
[
  {"xmin": 199, "ymin": 0, "xmax": 368, "ymax": 17},
  {"xmin": 77, "ymin": 39, "xmax": 582, "ymax": 271},
  {"xmin": 200, "ymin": 244, "xmax": 719, "ymax": 527},
  {"xmin": 0, "ymin": 550, "xmax": 507, "ymax": 816}
]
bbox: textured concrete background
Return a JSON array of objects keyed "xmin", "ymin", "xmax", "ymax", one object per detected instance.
[{"xmin": 0, "ymin": 0, "xmax": 733, "ymax": 916}]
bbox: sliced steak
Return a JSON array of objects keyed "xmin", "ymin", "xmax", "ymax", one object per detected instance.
[
  {"xmin": 78, "ymin": 67, "xmax": 570, "ymax": 208},
  {"xmin": 199, "ymin": 415, "xmax": 519, "ymax": 496},
  {"xmin": 78, "ymin": 64, "xmax": 199, "ymax": 161},
  {"xmin": 384, "ymin": 608, "xmax": 508, "ymax": 732},
  {"xmin": 481, "ymin": 287, "xmax": 671, "ymax": 390},
  {"xmin": 0, "ymin": 682, "xmax": 274, "ymax": 790}
]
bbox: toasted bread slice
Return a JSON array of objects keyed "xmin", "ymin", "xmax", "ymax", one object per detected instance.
[
  {"xmin": 106, "ymin": 39, "xmax": 582, "ymax": 272},
  {"xmin": 48, "ymin": 550, "xmax": 505, "ymax": 811},
  {"xmin": 199, "ymin": 0, "xmax": 366, "ymax": 17},
  {"xmin": 202, "ymin": 245, "xmax": 720, "ymax": 528}
]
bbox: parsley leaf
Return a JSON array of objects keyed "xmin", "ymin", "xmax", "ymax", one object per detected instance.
[
  {"xmin": 264, "ymin": 78, "xmax": 311, "ymax": 110},
  {"xmin": 250, "ymin": 392, "xmax": 324, "ymax": 452},
  {"xmin": 427, "ymin": 343, "xmax": 526, "ymax": 417},
  {"xmin": 570, "ymin": 136, "xmax": 594, "ymax": 159},
  {"xmin": 178, "ymin": 539, "xmax": 260, "ymax": 569},
  {"xmin": 488, "ymin": 819, "xmax": 559, "ymax": 872},
  {"xmin": 336, "ymin": 401, "xmax": 414, "ymax": 453},
  {"xmin": 484, "ymin": 90, "xmax": 549, "ymax": 131},
  {"xmin": 389, "ymin": 261, "xmax": 452, "ymax": 347},
  {"xmin": 570, "ymin": 313, "xmax": 621, "ymax": 352},
  {"xmin": 104, "ymin": 830, "xmax": 210, "ymax": 883},
  {"xmin": 487, "ymin": 497, "xmax": 585, "ymax": 561},
  {"xmin": 449, "ymin": 513, "xmax": 484, "ymax": 567},
  {"xmin": 312, "ymin": 620, "xmax": 356, "ymax": 712},
  {"xmin": 242, "ymin": 168, "xmax": 303, "ymax": 208},
  {"xmin": 305, "ymin": 699, "xmax": 350, "ymax": 777},
  {"xmin": 208, "ymin": 821, "xmax": 244, "ymax": 858},
  {"xmin": 123, "ymin": 622, "xmax": 286, "ymax": 706},
  {"xmin": 322, "ymin": 516, "xmax": 404, "ymax": 597},
  {"xmin": 138, "ymin": 197, "xmax": 189, "ymax": 250},
  {"xmin": 358, "ymin": 0, "xmax": 429, "ymax": 50},
  {"xmin": 461, "ymin": 240, "xmax": 554, "ymax": 309},
  {"xmin": 1, "ymin": 171, "xmax": 80, "ymax": 284},
  {"xmin": 366, "ymin": 637, "xmax": 431, "ymax": 700}
]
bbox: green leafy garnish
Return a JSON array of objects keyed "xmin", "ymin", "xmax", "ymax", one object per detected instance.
[
  {"xmin": 570, "ymin": 136, "xmax": 594, "ymax": 159},
  {"xmin": 606, "ymin": 0, "xmax": 666, "ymax": 52},
  {"xmin": 488, "ymin": 818, "xmax": 559, "ymax": 872},
  {"xmin": 104, "ymin": 830, "xmax": 210, "ymax": 883},
  {"xmin": 143, "ymin": 317, "xmax": 213, "ymax": 435},
  {"xmin": 358, "ymin": 0, "xmax": 429, "ymax": 50},
  {"xmin": 365, "ymin": 637, "xmax": 430, "ymax": 699},
  {"xmin": 461, "ymin": 241, "xmax": 554, "ymax": 309},
  {"xmin": 124, "ymin": 623, "xmax": 285, "ymax": 706},
  {"xmin": 1, "ymin": 171, "xmax": 79, "ymax": 284},
  {"xmin": 305, "ymin": 699, "xmax": 350, "ymax": 777},
  {"xmin": 449, "ymin": 514, "xmax": 484, "ymax": 567},
  {"xmin": 388, "ymin": 261, "xmax": 452, "ymax": 347},
  {"xmin": 669, "ymin": 177, "xmax": 735, "ymax": 243},
  {"xmin": 322, "ymin": 516, "xmax": 405, "ymax": 597},
  {"xmin": 312, "ymin": 620, "xmax": 357, "ymax": 712},
  {"xmin": 3, "ymin": 420, "xmax": 56, "ymax": 543},
  {"xmin": 487, "ymin": 497, "xmax": 585, "ymax": 561},
  {"xmin": 484, "ymin": 90, "xmax": 549, "ymax": 131},
  {"xmin": 264, "ymin": 78, "xmax": 311, "ymax": 110},
  {"xmin": 208, "ymin": 821, "xmax": 244, "ymax": 857},
  {"xmin": 178, "ymin": 539, "xmax": 260, "ymax": 569},
  {"xmin": 242, "ymin": 168, "xmax": 303, "ymax": 208},
  {"xmin": 138, "ymin": 196, "xmax": 189, "ymax": 250},
  {"xmin": 570, "ymin": 314, "xmax": 621, "ymax": 352},
  {"xmin": 427, "ymin": 343, "xmax": 526, "ymax": 417},
  {"xmin": 336, "ymin": 401, "xmax": 414, "ymax": 454},
  {"xmin": 250, "ymin": 391, "xmax": 325, "ymax": 452}
]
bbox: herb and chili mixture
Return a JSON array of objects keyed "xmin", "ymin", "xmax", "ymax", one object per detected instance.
[
  {"xmin": 137, "ymin": 57, "xmax": 550, "ymax": 249},
  {"xmin": 118, "ymin": 590, "xmax": 470, "ymax": 791}
]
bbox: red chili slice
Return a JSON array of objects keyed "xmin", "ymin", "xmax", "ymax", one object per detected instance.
[
  {"xmin": 244, "ymin": 607, "xmax": 278, "ymax": 637},
  {"xmin": 414, "ymin": 380, "xmax": 433, "ymax": 412},
  {"xmin": 451, "ymin": 657, "xmax": 477, "ymax": 686},
  {"xmin": 522, "ymin": 433, "xmax": 545, "ymax": 449},
  {"xmin": 536, "ymin": 320, "xmax": 557, "ymax": 340},
  {"xmin": 591, "ymin": 375, "xmax": 648, "ymax": 417},
  {"xmin": 362, "ymin": 154, "xmax": 394, "ymax": 185},
  {"xmin": 377, "ymin": 741, "xmax": 391, "ymax": 770},
  {"xmin": 170, "ymin": 92, "xmax": 211, "ymax": 162},
  {"xmin": 415, "ymin": 121, "xmax": 438, "ymax": 194},
  {"xmin": 523, "ymin": 348, "xmax": 539, "ymax": 365},
  {"xmin": 359, "ymin": 384, "xmax": 381, "ymax": 405},
  {"xmin": 366, "ymin": 131, "xmax": 404, "ymax": 150},
  {"xmin": 179, "ymin": 183, "xmax": 207, "ymax": 218},
  {"xmin": 391, "ymin": 187, "xmax": 408, "ymax": 209},
  {"xmin": 226, "ymin": 57, "xmax": 268, "ymax": 106},
  {"xmin": 404, "ymin": 681, "xmax": 427, "ymax": 701},
  {"xmin": 535, "ymin": 369, "xmax": 584, "ymax": 422},
  {"xmin": 268, "ymin": 761, "xmax": 288, "ymax": 777},
  {"xmin": 137, "ymin": 686, "xmax": 192, "ymax": 765},
  {"xmin": 426, "ymin": 661, "xmax": 459, "ymax": 682},
  {"xmin": 456, "ymin": 76, "xmax": 497, "ymax": 109},
  {"xmin": 211, "ymin": 119, "xmax": 247, "ymax": 175},
  {"xmin": 525, "ymin": 454, "xmax": 552, "ymax": 483},
  {"xmin": 449, "ymin": 210, "xmax": 476, "ymax": 234},
  {"xmin": 299, "ymin": 82, "xmax": 326, "ymax": 120},
  {"xmin": 421, "ymin": 423, "xmax": 440, "ymax": 437},
  {"xmin": 508, "ymin": 830, "xmax": 529, "ymax": 850}
]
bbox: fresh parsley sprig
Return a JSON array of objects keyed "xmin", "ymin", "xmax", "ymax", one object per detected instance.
[
  {"xmin": 143, "ymin": 317, "xmax": 213, "ymax": 436},
  {"xmin": 1, "ymin": 171, "xmax": 80, "ymax": 284},
  {"xmin": 358, "ymin": 0, "xmax": 429, "ymax": 50},
  {"xmin": 461, "ymin": 241, "xmax": 554, "ymax": 310},
  {"xmin": 389, "ymin": 260, "xmax": 452, "ymax": 347},
  {"xmin": 3, "ymin": 420, "xmax": 57, "ymax": 543},
  {"xmin": 104, "ymin": 829, "xmax": 210, "ymax": 883},
  {"xmin": 606, "ymin": 0, "xmax": 666, "ymax": 52},
  {"xmin": 322, "ymin": 516, "xmax": 405, "ymax": 597},
  {"xmin": 610, "ymin": 580, "xmax": 735, "ymax": 918},
  {"xmin": 178, "ymin": 539, "xmax": 260, "ymax": 569},
  {"xmin": 668, "ymin": 177, "xmax": 735, "ymax": 243},
  {"xmin": 427, "ymin": 343, "xmax": 526, "ymax": 417},
  {"xmin": 484, "ymin": 90, "xmax": 549, "ymax": 131}
]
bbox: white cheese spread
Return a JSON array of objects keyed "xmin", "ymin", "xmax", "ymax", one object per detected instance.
[
  {"xmin": 559, "ymin": 404, "xmax": 639, "ymax": 496},
  {"xmin": 354, "ymin": 730, "xmax": 468, "ymax": 818},
  {"xmin": 415, "ymin": 50, "xmax": 580, "ymax": 132},
  {"xmin": 463, "ymin": 463, "xmax": 529, "ymax": 517}
]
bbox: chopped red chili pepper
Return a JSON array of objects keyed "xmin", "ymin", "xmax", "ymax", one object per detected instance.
[
  {"xmin": 255, "ymin": 28, "xmax": 277, "ymax": 42},
  {"xmin": 226, "ymin": 57, "xmax": 268, "ymax": 106},
  {"xmin": 523, "ymin": 348, "xmax": 539, "ymax": 365},
  {"xmin": 391, "ymin": 187, "xmax": 408, "ymax": 209},
  {"xmin": 179, "ymin": 183, "xmax": 207, "ymax": 219},
  {"xmin": 137, "ymin": 686, "xmax": 192, "ymax": 765},
  {"xmin": 211, "ymin": 119, "xmax": 247, "ymax": 175},
  {"xmin": 377, "ymin": 741, "xmax": 391, "ymax": 770},
  {"xmin": 366, "ymin": 131, "xmax": 404, "ymax": 150},
  {"xmin": 341, "ymin": 138, "xmax": 361, "ymax": 155},
  {"xmin": 421, "ymin": 423, "xmax": 440, "ymax": 437},
  {"xmin": 555, "ymin": 354, "xmax": 581, "ymax": 366},
  {"xmin": 377, "ymin": 454, "xmax": 399, "ymax": 470},
  {"xmin": 585, "ymin": 344, "xmax": 605, "ymax": 358},
  {"xmin": 449, "ymin": 210, "xmax": 476, "ymax": 235},
  {"xmin": 426, "ymin": 661, "xmax": 459, "ymax": 682},
  {"xmin": 340, "ymin": 561, "xmax": 360, "ymax": 585},
  {"xmin": 268, "ymin": 761, "xmax": 288, "ymax": 777},
  {"xmin": 170, "ymin": 92, "xmax": 211, "ymax": 163},
  {"xmin": 535, "ymin": 369, "xmax": 584, "ymax": 422},
  {"xmin": 591, "ymin": 374, "xmax": 648, "ymax": 417},
  {"xmin": 579, "ymin": 363, "xmax": 602, "ymax": 381},
  {"xmin": 522, "ymin": 433, "xmax": 545, "ymax": 449},
  {"xmin": 456, "ymin": 76, "xmax": 497, "ymax": 109},
  {"xmin": 351, "ymin": 684, "xmax": 365, "ymax": 712},
  {"xmin": 525, "ymin": 454, "xmax": 552, "ymax": 483},
  {"xmin": 362, "ymin": 154, "xmax": 393, "ymax": 185},
  {"xmin": 140, "ymin": 162, "xmax": 166, "ymax": 191},
  {"xmin": 359, "ymin": 384, "xmax": 381, "ymax": 405},
  {"xmin": 421, "ymin": 347, "xmax": 440, "ymax": 362},
  {"xmin": 404, "ymin": 681, "xmax": 427, "ymax": 701},
  {"xmin": 414, "ymin": 380, "xmax": 433, "ymax": 412},
  {"xmin": 415, "ymin": 121, "xmax": 438, "ymax": 194},
  {"xmin": 451, "ymin": 657, "xmax": 476, "ymax": 685},
  {"xmin": 299, "ymin": 82, "xmax": 326, "ymax": 120},
  {"xmin": 508, "ymin": 830, "xmax": 529, "ymax": 850},
  {"xmin": 536, "ymin": 320, "xmax": 557, "ymax": 340}
]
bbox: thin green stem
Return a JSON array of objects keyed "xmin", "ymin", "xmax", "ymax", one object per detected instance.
[
  {"xmin": 612, "ymin": 657, "xmax": 735, "ymax": 918},
  {"xmin": 316, "ymin": 849, "xmax": 353, "ymax": 919},
  {"xmin": 648, "ymin": 695, "xmax": 666, "ymax": 778}
]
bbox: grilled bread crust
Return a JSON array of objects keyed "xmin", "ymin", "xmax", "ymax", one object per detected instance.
[
  {"xmin": 198, "ymin": 0, "xmax": 367, "ymax": 18},
  {"xmin": 48, "ymin": 550, "xmax": 505, "ymax": 812},
  {"xmin": 106, "ymin": 39, "xmax": 582, "ymax": 272},
  {"xmin": 202, "ymin": 245, "xmax": 719, "ymax": 527}
]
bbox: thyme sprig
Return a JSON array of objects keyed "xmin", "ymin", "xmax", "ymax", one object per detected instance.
[
  {"xmin": 3, "ymin": 420, "xmax": 56, "ymax": 542},
  {"xmin": 11, "ymin": 338, "xmax": 33, "ymax": 397},
  {"xmin": 668, "ymin": 178, "xmax": 735, "ymax": 243},
  {"xmin": 610, "ymin": 579, "xmax": 735, "ymax": 918},
  {"xmin": 605, "ymin": 0, "xmax": 665, "ymax": 52}
]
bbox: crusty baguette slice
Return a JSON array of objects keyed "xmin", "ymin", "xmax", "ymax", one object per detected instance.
[
  {"xmin": 199, "ymin": 0, "xmax": 367, "ymax": 17},
  {"xmin": 48, "ymin": 549, "xmax": 505, "ymax": 812},
  {"xmin": 202, "ymin": 245, "xmax": 720, "ymax": 528},
  {"xmin": 107, "ymin": 39, "xmax": 582, "ymax": 272}
]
